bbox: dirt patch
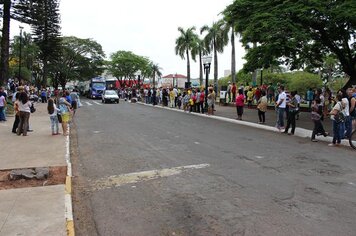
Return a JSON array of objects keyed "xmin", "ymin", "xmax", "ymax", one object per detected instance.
[{"xmin": 0, "ymin": 166, "xmax": 67, "ymax": 190}]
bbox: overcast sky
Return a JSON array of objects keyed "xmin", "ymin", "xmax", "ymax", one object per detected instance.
[{"xmin": 12, "ymin": 0, "xmax": 246, "ymax": 79}]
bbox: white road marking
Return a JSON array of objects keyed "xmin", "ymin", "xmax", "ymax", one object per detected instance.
[
  {"xmin": 194, "ymin": 142, "xmax": 200, "ymax": 145},
  {"xmin": 255, "ymin": 156, "xmax": 264, "ymax": 159},
  {"xmin": 85, "ymin": 102, "xmax": 93, "ymax": 106},
  {"xmin": 93, "ymin": 131, "xmax": 100, "ymax": 134},
  {"xmin": 91, "ymin": 163, "xmax": 210, "ymax": 191},
  {"xmin": 93, "ymin": 101, "xmax": 102, "ymax": 105}
]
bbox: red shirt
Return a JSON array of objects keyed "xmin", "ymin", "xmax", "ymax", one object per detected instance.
[
  {"xmin": 232, "ymin": 85, "xmax": 236, "ymax": 94},
  {"xmin": 236, "ymin": 94, "xmax": 245, "ymax": 107}
]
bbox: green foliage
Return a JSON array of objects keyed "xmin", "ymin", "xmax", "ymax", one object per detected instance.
[
  {"xmin": 9, "ymin": 65, "xmax": 31, "ymax": 81},
  {"xmin": 108, "ymin": 51, "xmax": 151, "ymax": 80},
  {"xmin": 175, "ymin": 27, "xmax": 198, "ymax": 81},
  {"xmin": 31, "ymin": 0, "xmax": 61, "ymax": 86},
  {"xmin": 200, "ymin": 20, "xmax": 229, "ymax": 86},
  {"xmin": 224, "ymin": 0, "xmax": 356, "ymax": 88},
  {"xmin": 49, "ymin": 36, "xmax": 105, "ymax": 88},
  {"xmin": 287, "ymin": 72, "xmax": 322, "ymax": 95}
]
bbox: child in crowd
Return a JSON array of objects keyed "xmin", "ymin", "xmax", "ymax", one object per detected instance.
[{"xmin": 47, "ymin": 98, "xmax": 60, "ymax": 135}]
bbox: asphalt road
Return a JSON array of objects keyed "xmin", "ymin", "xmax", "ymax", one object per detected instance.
[{"xmin": 72, "ymin": 98, "xmax": 356, "ymax": 236}]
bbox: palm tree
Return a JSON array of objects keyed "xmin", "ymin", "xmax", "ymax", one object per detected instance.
[
  {"xmin": 191, "ymin": 36, "xmax": 208, "ymax": 86},
  {"xmin": 201, "ymin": 20, "xmax": 229, "ymax": 92},
  {"xmin": 175, "ymin": 26, "xmax": 197, "ymax": 83},
  {"xmin": 223, "ymin": 5, "xmax": 240, "ymax": 84},
  {"xmin": 151, "ymin": 62, "xmax": 162, "ymax": 88}
]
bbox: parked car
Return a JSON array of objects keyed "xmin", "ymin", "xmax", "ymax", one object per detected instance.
[{"xmin": 102, "ymin": 90, "xmax": 119, "ymax": 104}]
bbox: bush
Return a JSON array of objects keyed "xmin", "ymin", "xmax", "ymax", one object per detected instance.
[{"xmin": 287, "ymin": 72, "xmax": 322, "ymax": 96}]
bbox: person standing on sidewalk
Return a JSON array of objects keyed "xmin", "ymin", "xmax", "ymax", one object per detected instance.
[
  {"xmin": 47, "ymin": 98, "xmax": 60, "ymax": 135},
  {"xmin": 59, "ymin": 96, "xmax": 72, "ymax": 136},
  {"xmin": 0, "ymin": 91, "xmax": 6, "ymax": 122},
  {"xmin": 173, "ymin": 86, "xmax": 178, "ymax": 107},
  {"xmin": 311, "ymin": 100, "xmax": 328, "ymax": 142},
  {"xmin": 275, "ymin": 85, "xmax": 287, "ymax": 130},
  {"xmin": 232, "ymin": 83, "xmax": 237, "ymax": 103},
  {"xmin": 347, "ymin": 88, "xmax": 356, "ymax": 130},
  {"xmin": 284, "ymin": 91, "xmax": 298, "ymax": 135},
  {"xmin": 235, "ymin": 89, "xmax": 245, "ymax": 120},
  {"xmin": 11, "ymin": 92, "xmax": 20, "ymax": 133},
  {"xmin": 307, "ymin": 88, "xmax": 314, "ymax": 111},
  {"xmin": 257, "ymin": 90, "xmax": 268, "ymax": 124},
  {"xmin": 16, "ymin": 92, "xmax": 31, "ymax": 136},
  {"xmin": 0, "ymin": 87, "xmax": 7, "ymax": 121},
  {"xmin": 329, "ymin": 94, "xmax": 345, "ymax": 147}
]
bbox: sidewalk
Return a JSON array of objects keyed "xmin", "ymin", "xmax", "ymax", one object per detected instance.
[
  {"xmin": 138, "ymin": 101, "xmax": 350, "ymax": 147},
  {"xmin": 0, "ymin": 103, "xmax": 71, "ymax": 236}
]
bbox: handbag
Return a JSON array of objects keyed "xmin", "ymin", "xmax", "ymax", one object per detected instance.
[
  {"xmin": 334, "ymin": 102, "xmax": 345, "ymax": 123},
  {"xmin": 30, "ymin": 103, "xmax": 36, "ymax": 113}
]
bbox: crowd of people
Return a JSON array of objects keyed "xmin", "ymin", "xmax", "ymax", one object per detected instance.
[
  {"xmin": 2, "ymin": 78, "xmax": 356, "ymax": 147},
  {"xmin": 1, "ymin": 79, "xmax": 81, "ymax": 137}
]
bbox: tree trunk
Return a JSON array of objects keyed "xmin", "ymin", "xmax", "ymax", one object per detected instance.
[
  {"xmin": 186, "ymin": 49, "xmax": 190, "ymax": 83},
  {"xmin": 213, "ymin": 41, "xmax": 218, "ymax": 93},
  {"xmin": 343, "ymin": 70, "xmax": 356, "ymax": 90},
  {"xmin": 252, "ymin": 42, "xmax": 257, "ymax": 86},
  {"xmin": 0, "ymin": 0, "xmax": 11, "ymax": 86},
  {"xmin": 231, "ymin": 27, "xmax": 236, "ymax": 83},
  {"xmin": 42, "ymin": 58, "xmax": 48, "ymax": 88},
  {"xmin": 199, "ymin": 50, "xmax": 203, "ymax": 86}
]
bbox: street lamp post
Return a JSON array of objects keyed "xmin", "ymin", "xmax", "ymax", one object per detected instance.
[
  {"xmin": 18, "ymin": 26, "xmax": 24, "ymax": 80},
  {"xmin": 202, "ymin": 55, "xmax": 212, "ymax": 112},
  {"xmin": 135, "ymin": 70, "xmax": 141, "ymax": 89},
  {"xmin": 172, "ymin": 74, "xmax": 175, "ymax": 87}
]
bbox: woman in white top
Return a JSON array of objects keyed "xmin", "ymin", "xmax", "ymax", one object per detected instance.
[
  {"xmin": 47, "ymin": 98, "xmax": 60, "ymax": 135},
  {"xmin": 17, "ymin": 92, "xmax": 31, "ymax": 136},
  {"xmin": 329, "ymin": 94, "xmax": 345, "ymax": 146}
]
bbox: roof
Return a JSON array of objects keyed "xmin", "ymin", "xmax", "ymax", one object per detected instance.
[{"xmin": 162, "ymin": 74, "xmax": 187, "ymax": 79}]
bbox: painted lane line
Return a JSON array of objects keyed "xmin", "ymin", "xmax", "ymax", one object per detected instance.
[
  {"xmin": 91, "ymin": 163, "xmax": 210, "ymax": 191},
  {"xmin": 194, "ymin": 142, "xmax": 200, "ymax": 145},
  {"xmin": 255, "ymin": 156, "xmax": 264, "ymax": 159},
  {"xmin": 85, "ymin": 102, "xmax": 93, "ymax": 106},
  {"xmin": 93, "ymin": 101, "xmax": 102, "ymax": 105}
]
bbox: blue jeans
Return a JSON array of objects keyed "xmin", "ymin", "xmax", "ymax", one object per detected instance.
[
  {"xmin": 0, "ymin": 106, "xmax": 5, "ymax": 121},
  {"xmin": 50, "ymin": 115, "xmax": 59, "ymax": 134},
  {"xmin": 278, "ymin": 108, "xmax": 285, "ymax": 127},
  {"xmin": 332, "ymin": 120, "xmax": 342, "ymax": 144}
]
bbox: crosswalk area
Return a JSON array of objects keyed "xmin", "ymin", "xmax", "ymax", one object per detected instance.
[{"xmin": 83, "ymin": 101, "xmax": 102, "ymax": 106}]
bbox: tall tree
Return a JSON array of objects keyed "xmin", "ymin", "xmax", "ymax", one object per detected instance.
[
  {"xmin": 31, "ymin": 0, "xmax": 61, "ymax": 87},
  {"xmin": 191, "ymin": 36, "xmax": 207, "ymax": 86},
  {"xmin": 49, "ymin": 36, "xmax": 105, "ymax": 89},
  {"xmin": 201, "ymin": 20, "xmax": 229, "ymax": 92},
  {"xmin": 175, "ymin": 26, "xmax": 197, "ymax": 83},
  {"xmin": 150, "ymin": 62, "xmax": 162, "ymax": 88},
  {"xmin": 108, "ymin": 50, "xmax": 151, "ymax": 88},
  {"xmin": 10, "ymin": 32, "xmax": 40, "ymax": 81},
  {"xmin": 222, "ymin": 8, "xmax": 239, "ymax": 83},
  {"xmin": 225, "ymin": 0, "xmax": 356, "ymax": 89},
  {"xmin": 0, "ymin": 0, "xmax": 11, "ymax": 86}
]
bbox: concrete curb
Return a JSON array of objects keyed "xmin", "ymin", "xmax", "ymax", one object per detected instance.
[
  {"xmin": 135, "ymin": 102, "xmax": 350, "ymax": 147},
  {"xmin": 64, "ymin": 131, "xmax": 75, "ymax": 236}
]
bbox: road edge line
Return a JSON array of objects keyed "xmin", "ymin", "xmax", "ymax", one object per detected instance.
[{"xmin": 64, "ymin": 132, "xmax": 75, "ymax": 236}]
